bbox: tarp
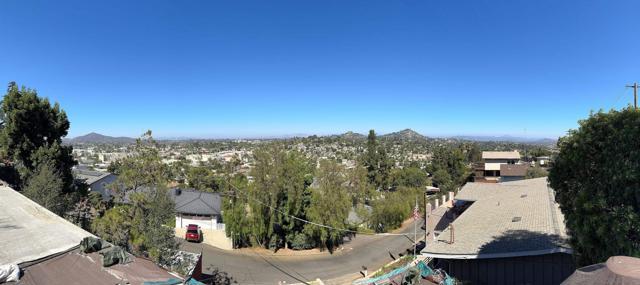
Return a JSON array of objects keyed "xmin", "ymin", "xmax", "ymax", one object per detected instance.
[
  {"xmin": 142, "ymin": 278, "xmax": 182, "ymax": 285},
  {"xmin": 80, "ymin": 236, "xmax": 103, "ymax": 253},
  {"xmin": 0, "ymin": 263, "xmax": 20, "ymax": 283},
  {"xmin": 353, "ymin": 259, "xmax": 455, "ymax": 285},
  {"xmin": 101, "ymin": 246, "xmax": 131, "ymax": 267}
]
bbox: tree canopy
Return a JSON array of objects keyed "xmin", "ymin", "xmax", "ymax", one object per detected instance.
[
  {"xmin": 363, "ymin": 130, "xmax": 392, "ymax": 190},
  {"xmin": 549, "ymin": 107, "xmax": 640, "ymax": 266},
  {"xmin": 0, "ymin": 82, "xmax": 75, "ymax": 189},
  {"xmin": 93, "ymin": 131, "xmax": 177, "ymax": 266}
]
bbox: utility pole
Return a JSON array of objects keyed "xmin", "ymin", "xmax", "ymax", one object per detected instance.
[{"xmin": 626, "ymin": 83, "xmax": 638, "ymax": 110}]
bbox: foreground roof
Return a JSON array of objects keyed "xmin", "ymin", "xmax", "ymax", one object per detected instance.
[
  {"xmin": 482, "ymin": 151, "xmax": 521, "ymax": 160},
  {"xmin": 422, "ymin": 178, "xmax": 570, "ymax": 259},
  {"xmin": 0, "ymin": 186, "xmax": 94, "ymax": 265},
  {"xmin": 170, "ymin": 188, "xmax": 221, "ymax": 216},
  {"xmin": 11, "ymin": 250, "xmax": 179, "ymax": 285}
]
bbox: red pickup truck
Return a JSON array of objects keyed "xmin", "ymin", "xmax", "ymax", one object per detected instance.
[{"xmin": 185, "ymin": 224, "xmax": 202, "ymax": 242}]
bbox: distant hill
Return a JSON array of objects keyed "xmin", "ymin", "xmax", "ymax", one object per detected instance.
[
  {"xmin": 339, "ymin": 131, "xmax": 366, "ymax": 140},
  {"xmin": 451, "ymin": 135, "xmax": 557, "ymax": 145},
  {"xmin": 67, "ymin": 132, "xmax": 136, "ymax": 144},
  {"xmin": 381, "ymin": 129, "xmax": 428, "ymax": 141}
]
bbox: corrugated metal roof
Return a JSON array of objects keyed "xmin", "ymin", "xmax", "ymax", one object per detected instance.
[{"xmin": 11, "ymin": 250, "xmax": 179, "ymax": 285}]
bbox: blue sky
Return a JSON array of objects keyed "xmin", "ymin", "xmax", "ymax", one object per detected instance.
[{"xmin": 1, "ymin": 0, "xmax": 639, "ymax": 139}]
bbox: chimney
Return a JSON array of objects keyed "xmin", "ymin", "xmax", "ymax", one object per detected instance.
[{"xmin": 449, "ymin": 224, "xmax": 455, "ymax": 244}]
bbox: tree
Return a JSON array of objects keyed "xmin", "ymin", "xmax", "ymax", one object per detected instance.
[
  {"xmin": 391, "ymin": 166, "xmax": 429, "ymax": 189},
  {"xmin": 370, "ymin": 191, "xmax": 410, "ymax": 232},
  {"xmin": 92, "ymin": 205, "xmax": 132, "ymax": 248},
  {"xmin": 525, "ymin": 166, "xmax": 548, "ymax": 179},
  {"xmin": 0, "ymin": 82, "xmax": 75, "ymax": 190},
  {"xmin": 549, "ymin": 107, "xmax": 640, "ymax": 266},
  {"xmin": 229, "ymin": 144, "xmax": 313, "ymax": 250},
  {"xmin": 305, "ymin": 160, "xmax": 351, "ymax": 251},
  {"xmin": 429, "ymin": 145, "xmax": 470, "ymax": 192},
  {"xmin": 98, "ymin": 131, "xmax": 177, "ymax": 266},
  {"xmin": 363, "ymin": 130, "xmax": 391, "ymax": 190},
  {"xmin": 346, "ymin": 164, "xmax": 374, "ymax": 206},
  {"xmin": 23, "ymin": 160, "xmax": 66, "ymax": 215},
  {"xmin": 222, "ymin": 175, "xmax": 252, "ymax": 248},
  {"xmin": 109, "ymin": 130, "xmax": 169, "ymax": 199}
]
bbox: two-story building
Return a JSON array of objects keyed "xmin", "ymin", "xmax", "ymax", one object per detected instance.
[{"xmin": 474, "ymin": 151, "xmax": 525, "ymax": 183}]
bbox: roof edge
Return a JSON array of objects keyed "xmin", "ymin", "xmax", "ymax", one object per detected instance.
[{"xmin": 422, "ymin": 247, "xmax": 573, "ymax": 259}]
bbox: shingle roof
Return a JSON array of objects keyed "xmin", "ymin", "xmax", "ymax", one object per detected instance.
[
  {"xmin": 500, "ymin": 164, "xmax": 529, "ymax": 177},
  {"xmin": 422, "ymin": 178, "xmax": 570, "ymax": 259},
  {"xmin": 73, "ymin": 169, "xmax": 113, "ymax": 185},
  {"xmin": 482, "ymin": 151, "xmax": 521, "ymax": 160},
  {"xmin": 170, "ymin": 188, "xmax": 221, "ymax": 216}
]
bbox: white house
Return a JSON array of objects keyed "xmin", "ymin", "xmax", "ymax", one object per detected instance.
[{"xmin": 170, "ymin": 188, "xmax": 223, "ymax": 230}]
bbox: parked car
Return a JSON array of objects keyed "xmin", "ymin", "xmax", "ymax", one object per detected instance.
[{"xmin": 185, "ymin": 224, "xmax": 202, "ymax": 242}]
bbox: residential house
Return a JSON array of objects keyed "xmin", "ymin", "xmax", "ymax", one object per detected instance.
[
  {"xmin": 171, "ymin": 188, "xmax": 223, "ymax": 230},
  {"xmin": 170, "ymin": 188, "xmax": 232, "ymax": 250},
  {"xmin": 73, "ymin": 169, "xmax": 117, "ymax": 201},
  {"xmin": 474, "ymin": 151, "xmax": 524, "ymax": 183},
  {"xmin": 422, "ymin": 178, "xmax": 575, "ymax": 285}
]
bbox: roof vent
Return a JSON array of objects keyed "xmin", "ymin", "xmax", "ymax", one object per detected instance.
[
  {"xmin": 176, "ymin": 189, "xmax": 182, "ymax": 196},
  {"xmin": 512, "ymin": 216, "xmax": 522, "ymax": 222},
  {"xmin": 520, "ymin": 194, "xmax": 527, "ymax": 198}
]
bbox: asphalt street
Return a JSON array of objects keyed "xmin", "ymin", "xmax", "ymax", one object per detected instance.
[{"xmin": 180, "ymin": 219, "xmax": 427, "ymax": 285}]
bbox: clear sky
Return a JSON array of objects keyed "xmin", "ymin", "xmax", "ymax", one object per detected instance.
[{"xmin": 1, "ymin": 0, "xmax": 639, "ymax": 139}]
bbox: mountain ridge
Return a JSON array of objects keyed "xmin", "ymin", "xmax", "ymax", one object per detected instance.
[{"xmin": 67, "ymin": 132, "xmax": 136, "ymax": 144}]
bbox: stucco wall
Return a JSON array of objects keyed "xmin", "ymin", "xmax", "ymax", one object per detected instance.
[{"xmin": 176, "ymin": 214, "xmax": 218, "ymax": 230}]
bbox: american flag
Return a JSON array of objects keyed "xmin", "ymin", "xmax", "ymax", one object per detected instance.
[{"xmin": 412, "ymin": 202, "xmax": 420, "ymax": 220}]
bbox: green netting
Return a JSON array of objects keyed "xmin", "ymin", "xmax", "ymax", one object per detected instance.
[
  {"xmin": 142, "ymin": 278, "xmax": 183, "ymax": 285},
  {"xmin": 79, "ymin": 236, "xmax": 103, "ymax": 253},
  {"xmin": 101, "ymin": 246, "xmax": 131, "ymax": 267},
  {"xmin": 353, "ymin": 260, "xmax": 456, "ymax": 285}
]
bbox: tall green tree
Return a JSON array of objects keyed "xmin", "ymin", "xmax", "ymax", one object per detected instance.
[
  {"xmin": 391, "ymin": 166, "xmax": 429, "ymax": 189},
  {"xmin": 346, "ymin": 164, "xmax": 374, "ymax": 206},
  {"xmin": 109, "ymin": 130, "xmax": 169, "ymax": 198},
  {"xmin": 549, "ymin": 107, "xmax": 640, "ymax": 266},
  {"xmin": 0, "ymin": 82, "xmax": 76, "ymax": 192},
  {"xmin": 23, "ymin": 160, "xmax": 66, "ymax": 215},
  {"xmin": 429, "ymin": 145, "xmax": 470, "ymax": 193},
  {"xmin": 247, "ymin": 144, "xmax": 313, "ymax": 249},
  {"xmin": 97, "ymin": 131, "xmax": 177, "ymax": 266},
  {"xmin": 363, "ymin": 129, "xmax": 391, "ymax": 190},
  {"xmin": 305, "ymin": 160, "xmax": 350, "ymax": 251}
]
